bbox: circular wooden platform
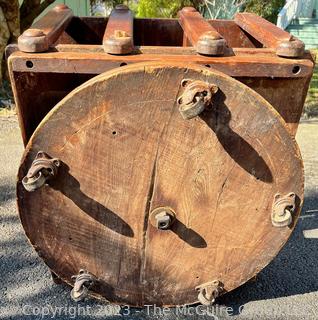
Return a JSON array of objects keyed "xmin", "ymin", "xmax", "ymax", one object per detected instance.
[{"xmin": 17, "ymin": 62, "xmax": 304, "ymax": 306}]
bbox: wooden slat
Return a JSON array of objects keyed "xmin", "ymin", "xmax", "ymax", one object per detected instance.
[
  {"xmin": 54, "ymin": 44, "xmax": 276, "ymax": 55},
  {"xmin": 18, "ymin": 4, "xmax": 73, "ymax": 53},
  {"xmin": 235, "ymin": 13, "xmax": 305, "ymax": 58},
  {"xmin": 208, "ymin": 19, "xmax": 256, "ymax": 48},
  {"xmin": 178, "ymin": 7, "xmax": 226, "ymax": 55},
  {"xmin": 235, "ymin": 12, "xmax": 291, "ymax": 48},
  {"xmin": 8, "ymin": 50, "xmax": 313, "ymax": 78},
  {"xmin": 103, "ymin": 4, "xmax": 134, "ymax": 54}
]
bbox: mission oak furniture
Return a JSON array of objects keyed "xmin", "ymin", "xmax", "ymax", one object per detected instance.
[{"xmin": 7, "ymin": 3, "xmax": 314, "ymax": 306}]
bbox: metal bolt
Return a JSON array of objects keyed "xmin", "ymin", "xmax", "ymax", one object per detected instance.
[
  {"xmin": 150, "ymin": 207, "xmax": 176, "ymax": 230},
  {"xmin": 155, "ymin": 211, "xmax": 172, "ymax": 230}
]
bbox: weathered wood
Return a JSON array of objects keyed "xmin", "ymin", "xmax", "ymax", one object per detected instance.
[
  {"xmin": 178, "ymin": 7, "xmax": 226, "ymax": 55},
  {"xmin": 209, "ymin": 20, "xmax": 256, "ymax": 48},
  {"xmin": 8, "ymin": 50, "xmax": 313, "ymax": 78},
  {"xmin": 8, "ymin": 71, "xmax": 93, "ymax": 145},
  {"xmin": 18, "ymin": 4, "xmax": 73, "ymax": 53},
  {"xmin": 17, "ymin": 62, "xmax": 304, "ymax": 306},
  {"xmin": 53, "ymin": 16, "xmax": 256, "ymax": 48},
  {"xmin": 103, "ymin": 5, "xmax": 134, "ymax": 54},
  {"xmin": 234, "ymin": 13, "xmax": 305, "ymax": 58},
  {"xmin": 134, "ymin": 18, "xmax": 183, "ymax": 46}
]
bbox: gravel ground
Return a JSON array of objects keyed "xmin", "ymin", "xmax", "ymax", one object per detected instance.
[{"xmin": 0, "ymin": 116, "xmax": 317, "ymax": 320}]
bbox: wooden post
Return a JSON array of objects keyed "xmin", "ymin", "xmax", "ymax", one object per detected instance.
[
  {"xmin": 103, "ymin": 5, "xmax": 134, "ymax": 55},
  {"xmin": 235, "ymin": 13, "xmax": 305, "ymax": 58},
  {"xmin": 18, "ymin": 4, "xmax": 73, "ymax": 53},
  {"xmin": 178, "ymin": 7, "xmax": 227, "ymax": 56}
]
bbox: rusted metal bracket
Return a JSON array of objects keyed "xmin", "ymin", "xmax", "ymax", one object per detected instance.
[
  {"xmin": 22, "ymin": 151, "xmax": 60, "ymax": 192},
  {"xmin": 71, "ymin": 269, "xmax": 96, "ymax": 302},
  {"xmin": 271, "ymin": 192, "xmax": 296, "ymax": 227},
  {"xmin": 177, "ymin": 79, "xmax": 218, "ymax": 119},
  {"xmin": 18, "ymin": 4, "xmax": 73, "ymax": 53},
  {"xmin": 150, "ymin": 207, "xmax": 176, "ymax": 230},
  {"xmin": 103, "ymin": 5, "xmax": 134, "ymax": 54},
  {"xmin": 195, "ymin": 280, "xmax": 223, "ymax": 305}
]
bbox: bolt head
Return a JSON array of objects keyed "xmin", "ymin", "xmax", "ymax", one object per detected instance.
[{"xmin": 155, "ymin": 211, "xmax": 172, "ymax": 230}]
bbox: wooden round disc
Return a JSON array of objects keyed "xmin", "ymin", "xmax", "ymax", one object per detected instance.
[{"xmin": 17, "ymin": 62, "xmax": 304, "ymax": 306}]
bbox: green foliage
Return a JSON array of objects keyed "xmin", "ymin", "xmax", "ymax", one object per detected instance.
[
  {"xmin": 304, "ymin": 49, "xmax": 318, "ymax": 118},
  {"xmin": 136, "ymin": 0, "xmax": 193, "ymax": 18},
  {"xmin": 242, "ymin": 0, "xmax": 285, "ymax": 23}
]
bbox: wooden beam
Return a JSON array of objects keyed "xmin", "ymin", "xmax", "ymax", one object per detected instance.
[
  {"xmin": 8, "ymin": 50, "xmax": 313, "ymax": 78},
  {"xmin": 235, "ymin": 13, "xmax": 305, "ymax": 58},
  {"xmin": 178, "ymin": 7, "xmax": 226, "ymax": 56},
  {"xmin": 103, "ymin": 4, "xmax": 134, "ymax": 54},
  {"xmin": 18, "ymin": 4, "xmax": 73, "ymax": 53}
]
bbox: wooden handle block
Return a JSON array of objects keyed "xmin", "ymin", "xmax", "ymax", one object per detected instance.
[
  {"xmin": 18, "ymin": 4, "xmax": 73, "ymax": 53},
  {"xmin": 178, "ymin": 7, "xmax": 226, "ymax": 56},
  {"xmin": 103, "ymin": 5, "xmax": 134, "ymax": 55},
  {"xmin": 235, "ymin": 13, "xmax": 305, "ymax": 58}
]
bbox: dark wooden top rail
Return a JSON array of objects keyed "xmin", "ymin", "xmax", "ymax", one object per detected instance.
[
  {"xmin": 235, "ymin": 12, "xmax": 305, "ymax": 58},
  {"xmin": 18, "ymin": 4, "xmax": 73, "ymax": 53},
  {"xmin": 178, "ymin": 7, "xmax": 227, "ymax": 56},
  {"xmin": 103, "ymin": 4, "xmax": 134, "ymax": 54}
]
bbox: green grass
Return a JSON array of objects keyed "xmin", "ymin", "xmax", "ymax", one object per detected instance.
[{"xmin": 304, "ymin": 49, "xmax": 318, "ymax": 118}]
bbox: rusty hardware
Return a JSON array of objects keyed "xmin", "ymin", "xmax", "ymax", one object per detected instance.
[
  {"xmin": 71, "ymin": 269, "xmax": 96, "ymax": 302},
  {"xmin": 276, "ymin": 38, "xmax": 305, "ymax": 58},
  {"xmin": 271, "ymin": 192, "xmax": 296, "ymax": 227},
  {"xmin": 195, "ymin": 280, "xmax": 224, "ymax": 305},
  {"xmin": 22, "ymin": 151, "xmax": 60, "ymax": 192},
  {"xmin": 177, "ymin": 79, "xmax": 218, "ymax": 120},
  {"xmin": 104, "ymin": 29, "xmax": 134, "ymax": 55},
  {"xmin": 19, "ymin": 28, "xmax": 48, "ymax": 53},
  {"xmin": 196, "ymin": 31, "xmax": 227, "ymax": 56},
  {"xmin": 150, "ymin": 207, "xmax": 176, "ymax": 230}
]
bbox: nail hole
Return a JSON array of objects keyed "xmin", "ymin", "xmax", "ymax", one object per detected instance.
[
  {"xmin": 26, "ymin": 60, "xmax": 33, "ymax": 68},
  {"xmin": 292, "ymin": 65, "xmax": 301, "ymax": 74},
  {"xmin": 181, "ymin": 80, "xmax": 188, "ymax": 87},
  {"xmin": 120, "ymin": 62, "xmax": 127, "ymax": 67},
  {"xmin": 205, "ymin": 64, "xmax": 211, "ymax": 68},
  {"xmin": 69, "ymin": 237, "xmax": 72, "ymax": 241},
  {"xmin": 112, "ymin": 131, "xmax": 117, "ymax": 135}
]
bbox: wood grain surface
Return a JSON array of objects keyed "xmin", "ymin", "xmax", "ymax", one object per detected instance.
[
  {"xmin": 17, "ymin": 62, "xmax": 303, "ymax": 306},
  {"xmin": 234, "ymin": 13, "xmax": 292, "ymax": 48}
]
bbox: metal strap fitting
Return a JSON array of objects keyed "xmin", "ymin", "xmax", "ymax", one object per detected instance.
[
  {"xmin": 195, "ymin": 280, "xmax": 223, "ymax": 305},
  {"xmin": 22, "ymin": 151, "xmax": 60, "ymax": 192},
  {"xmin": 177, "ymin": 79, "xmax": 218, "ymax": 120},
  {"xmin": 71, "ymin": 269, "xmax": 96, "ymax": 302},
  {"xmin": 271, "ymin": 192, "xmax": 296, "ymax": 227}
]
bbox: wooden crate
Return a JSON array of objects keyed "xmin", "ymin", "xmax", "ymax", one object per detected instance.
[{"xmin": 7, "ymin": 4, "xmax": 314, "ymax": 306}]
